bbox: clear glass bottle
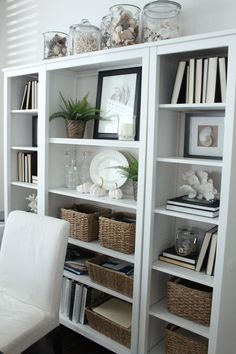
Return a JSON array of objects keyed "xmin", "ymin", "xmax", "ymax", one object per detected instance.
[
  {"xmin": 142, "ymin": 0, "xmax": 181, "ymax": 42},
  {"xmin": 110, "ymin": 4, "xmax": 141, "ymax": 47},
  {"xmin": 100, "ymin": 14, "xmax": 112, "ymax": 49},
  {"xmin": 79, "ymin": 151, "xmax": 91, "ymax": 184},
  {"xmin": 43, "ymin": 31, "xmax": 68, "ymax": 59},
  {"xmin": 70, "ymin": 19, "xmax": 101, "ymax": 54},
  {"xmin": 64, "ymin": 150, "xmax": 78, "ymax": 189}
]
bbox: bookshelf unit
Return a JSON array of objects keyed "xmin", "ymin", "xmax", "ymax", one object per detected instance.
[
  {"xmin": 3, "ymin": 30, "xmax": 236, "ymax": 354},
  {"xmin": 139, "ymin": 32, "xmax": 236, "ymax": 354}
]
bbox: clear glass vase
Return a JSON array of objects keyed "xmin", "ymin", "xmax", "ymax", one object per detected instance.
[
  {"xmin": 64, "ymin": 150, "xmax": 78, "ymax": 189},
  {"xmin": 175, "ymin": 229, "xmax": 198, "ymax": 256},
  {"xmin": 79, "ymin": 151, "xmax": 91, "ymax": 184}
]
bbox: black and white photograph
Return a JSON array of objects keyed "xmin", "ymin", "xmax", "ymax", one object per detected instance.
[{"xmin": 94, "ymin": 67, "xmax": 141, "ymax": 139}]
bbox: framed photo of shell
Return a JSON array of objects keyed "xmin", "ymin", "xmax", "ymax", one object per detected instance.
[
  {"xmin": 93, "ymin": 67, "xmax": 142, "ymax": 140},
  {"xmin": 184, "ymin": 112, "xmax": 224, "ymax": 159}
]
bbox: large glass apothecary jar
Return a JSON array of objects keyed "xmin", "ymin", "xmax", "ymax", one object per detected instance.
[
  {"xmin": 110, "ymin": 4, "xmax": 141, "ymax": 47},
  {"xmin": 70, "ymin": 19, "xmax": 101, "ymax": 54},
  {"xmin": 43, "ymin": 31, "xmax": 68, "ymax": 59},
  {"xmin": 142, "ymin": 0, "xmax": 181, "ymax": 42}
]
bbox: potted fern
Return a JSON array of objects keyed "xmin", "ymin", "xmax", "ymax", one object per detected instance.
[
  {"xmin": 115, "ymin": 154, "xmax": 138, "ymax": 201},
  {"xmin": 49, "ymin": 92, "xmax": 100, "ymax": 138}
]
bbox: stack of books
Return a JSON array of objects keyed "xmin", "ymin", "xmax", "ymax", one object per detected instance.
[
  {"xmin": 166, "ymin": 196, "xmax": 220, "ymax": 218},
  {"xmin": 159, "ymin": 225, "xmax": 218, "ymax": 275},
  {"xmin": 171, "ymin": 56, "xmax": 227, "ymax": 104},
  {"xmin": 20, "ymin": 80, "xmax": 38, "ymax": 110},
  {"xmin": 17, "ymin": 151, "xmax": 37, "ymax": 183}
]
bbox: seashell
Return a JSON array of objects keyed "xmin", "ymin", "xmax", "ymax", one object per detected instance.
[
  {"xmin": 120, "ymin": 29, "xmax": 134, "ymax": 41},
  {"xmin": 115, "ymin": 25, "xmax": 122, "ymax": 33},
  {"xmin": 199, "ymin": 126, "xmax": 213, "ymax": 147},
  {"xmin": 76, "ymin": 182, "xmax": 92, "ymax": 194}
]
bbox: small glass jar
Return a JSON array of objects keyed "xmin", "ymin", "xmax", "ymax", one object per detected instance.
[
  {"xmin": 101, "ymin": 14, "xmax": 112, "ymax": 49},
  {"xmin": 70, "ymin": 19, "xmax": 101, "ymax": 54},
  {"xmin": 64, "ymin": 150, "xmax": 78, "ymax": 189},
  {"xmin": 175, "ymin": 229, "xmax": 198, "ymax": 256},
  {"xmin": 43, "ymin": 31, "xmax": 68, "ymax": 59},
  {"xmin": 142, "ymin": 0, "xmax": 181, "ymax": 42},
  {"xmin": 110, "ymin": 4, "xmax": 141, "ymax": 47}
]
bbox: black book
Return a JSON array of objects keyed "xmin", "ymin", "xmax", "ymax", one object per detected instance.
[
  {"xmin": 167, "ymin": 196, "xmax": 220, "ymax": 211},
  {"xmin": 162, "ymin": 246, "xmax": 198, "ymax": 265}
]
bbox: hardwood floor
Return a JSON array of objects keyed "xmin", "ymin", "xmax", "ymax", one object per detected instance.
[{"xmin": 22, "ymin": 325, "xmax": 114, "ymax": 354}]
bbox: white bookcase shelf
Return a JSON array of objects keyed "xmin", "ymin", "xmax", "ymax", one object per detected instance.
[
  {"xmin": 11, "ymin": 181, "xmax": 37, "ymax": 190},
  {"xmin": 11, "ymin": 109, "xmax": 38, "ymax": 114},
  {"xmin": 11, "ymin": 146, "xmax": 38, "ymax": 151},
  {"xmin": 49, "ymin": 137, "xmax": 140, "ymax": 149},
  {"xmin": 159, "ymin": 103, "xmax": 225, "ymax": 111},
  {"xmin": 156, "ymin": 157, "xmax": 223, "ymax": 167},
  {"xmin": 150, "ymin": 299, "xmax": 210, "ymax": 339}
]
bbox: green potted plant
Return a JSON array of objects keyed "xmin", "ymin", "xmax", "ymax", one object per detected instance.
[
  {"xmin": 49, "ymin": 92, "xmax": 100, "ymax": 138},
  {"xmin": 115, "ymin": 154, "xmax": 138, "ymax": 201}
]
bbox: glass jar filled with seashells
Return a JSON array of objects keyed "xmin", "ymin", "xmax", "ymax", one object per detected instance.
[
  {"xmin": 142, "ymin": 0, "xmax": 181, "ymax": 42},
  {"xmin": 110, "ymin": 4, "xmax": 141, "ymax": 47},
  {"xmin": 70, "ymin": 19, "xmax": 101, "ymax": 54}
]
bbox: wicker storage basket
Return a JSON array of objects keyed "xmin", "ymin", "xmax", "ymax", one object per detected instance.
[
  {"xmin": 85, "ymin": 299, "xmax": 131, "ymax": 348},
  {"xmin": 167, "ymin": 278, "xmax": 212, "ymax": 326},
  {"xmin": 86, "ymin": 255, "xmax": 133, "ymax": 297},
  {"xmin": 166, "ymin": 324, "xmax": 208, "ymax": 354},
  {"xmin": 60, "ymin": 204, "xmax": 111, "ymax": 242},
  {"xmin": 99, "ymin": 212, "xmax": 136, "ymax": 254}
]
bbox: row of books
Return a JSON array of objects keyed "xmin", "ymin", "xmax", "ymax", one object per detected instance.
[
  {"xmin": 60, "ymin": 277, "xmax": 107, "ymax": 324},
  {"xmin": 17, "ymin": 151, "xmax": 37, "ymax": 183},
  {"xmin": 20, "ymin": 80, "xmax": 38, "ymax": 110},
  {"xmin": 159, "ymin": 225, "xmax": 218, "ymax": 275},
  {"xmin": 166, "ymin": 196, "xmax": 220, "ymax": 218},
  {"xmin": 171, "ymin": 56, "xmax": 227, "ymax": 104}
]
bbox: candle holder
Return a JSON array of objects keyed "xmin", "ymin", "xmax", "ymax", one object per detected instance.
[{"xmin": 118, "ymin": 116, "xmax": 135, "ymax": 141}]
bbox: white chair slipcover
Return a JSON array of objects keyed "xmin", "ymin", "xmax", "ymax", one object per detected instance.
[{"xmin": 0, "ymin": 211, "xmax": 69, "ymax": 354}]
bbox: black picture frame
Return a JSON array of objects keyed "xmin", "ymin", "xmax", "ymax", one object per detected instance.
[
  {"xmin": 93, "ymin": 67, "xmax": 142, "ymax": 140},
  {"xmin": 184, "ymin": 112, "xmax": 224, "ymax": 160}
]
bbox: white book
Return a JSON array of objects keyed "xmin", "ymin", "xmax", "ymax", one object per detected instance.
[
  {"xmin": 79, "ymin": 285, "xmax": 88, "ymax": 324},
  {"xmin": 195, "ymin": 226, "xmax": 218, "ymax": 272},
  {"xmin": 219, "ymin": 57, "xmax": 227, "ymax": 102},
  {"xmin": 171, "ymin": 61, "xmax": 187, "ymax": 104},
  {"xmin": 64, "ymin": 278, "xmax": 72, "ymax": 318},
  {"xmin": 20, "ymin": 84, "xmax": 28, "ymax": 110},
  {"xmin": 188, "ymin": 58, "xmax": 195, "ymax": 104},
  {"xmin": 25, "ymin": 81, "xmax": 31, "ymax": 110},
  {"xmin": 24, "ymin": 154, "xmax": 28, "ymax": 183},
  {"xmin": 31, "ymin": 81, "xmax": 35, "ymax": 109},
  {"xmin": 72, "ymin": 283, "xmax": 83, "ymax": 323},
  {"xmin": 185, "ymin": 65, "xmax": 190, "ymax": 103},
  {"xmin": 60, "ymin": 276, "xmax": 67, "ymax": 314},
  {"xmin": 206, "ymin": 231, "xmax": 218, "ymax": 275},
  {"xmin": 195, "ymin": 58, "xmax": 203, "ymax": 104},
  {"xmin": 206, "ymin": 57, "xmax": 218, "ymax": 103},
  {"xmin": 202, "ymin": 58, "xmax": 209, "ymax": 103}
]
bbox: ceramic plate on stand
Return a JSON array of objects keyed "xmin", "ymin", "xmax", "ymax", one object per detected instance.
[{"xmin": 89, "ymin": 150, "xmax": 129, "ymax": 190}]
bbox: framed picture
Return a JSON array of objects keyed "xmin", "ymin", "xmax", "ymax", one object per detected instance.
[
  {"xmin": 93, "ymin": 67, "xmax": 142, "ymax": 140},
  {"xmin": 184, "ymin": 113, "xmax": 224, "ymax": 159}
]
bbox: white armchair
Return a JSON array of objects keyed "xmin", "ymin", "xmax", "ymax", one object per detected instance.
[{"xmin": 0, "ymin": 211, "xmax": 70, "ymax": 354}]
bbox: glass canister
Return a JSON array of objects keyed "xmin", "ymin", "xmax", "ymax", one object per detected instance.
[
  {"xmin": 70, "ymin": 19, "xmax": 101, "ymax": 54},
  {"xmin": 175, "ymin": 229, "xmax": 198, "ymax": 256},
  {"xmin": 100, "ymin": 14, "xmax": 112, "ymax": 49},
  {"xmin": 110, "ymin": 4, "xmax": 141, "ymax": 47},
  {"xmin": 43, "ymin": 31, "xmax": 68, "ymax": 59},
  {"xmin": 142, "ymin": 0, "xmax": 181, "ymax": 42}
]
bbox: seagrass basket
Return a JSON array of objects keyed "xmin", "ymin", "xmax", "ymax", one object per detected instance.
[
  {"xmin": 99, "ymin": 212, "xmax": 136, "ymax": 254},
  {"xmin": 85, "ymin": 299, "xmax": 131, "ymax": 348},
  {"xmin": 86, "ymin": 254, "xmax": 133, "ymax": 297},
  {"xmin": 60, "ymin": 204, "xmax": 111, "ymax": 242},
  {"xmin": 166, "ymin": 324, "xmax": 208, "ymax": 354},
  {"xmin": 66, "ymin": 120, "xmax": 86, "ymax": 138},
  {"xmin": 167, "ymin": 277, "xmax": 212, "ymax": 326}
]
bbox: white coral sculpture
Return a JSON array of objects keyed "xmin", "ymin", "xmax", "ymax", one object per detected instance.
[
  {"xmin": 26, "ymin": 193, "xmax": 38, "ymax": 213},
  {"xmin": 179, "ymin": 169, "xmax": 217, "ymax": 201}
]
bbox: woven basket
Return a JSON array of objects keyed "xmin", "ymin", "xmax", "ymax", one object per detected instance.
[
  {"xmin": 66, "ymin": 120, "xmax": 86, "ymax": 138},
  {"xmin": 167, "ymin": 278, "xmax": 212, "ymax": 326},
  {"xmin": 166, "ymin": 325, "xmax": 208, "ymax": 354},
  {"xmin": 86, "ymin": 255, "xmax": 133, "ymax": 297},
  {"xmin": 99, "ymin": 212, "xmax": 136, "ymax": 254},
  {"xmin": 60, "ymin": 204, "xmax": 111, "ymax": 242},
  {"xmin": 86, "ymin": 299, "xmax": 131, "ymax": 348}
]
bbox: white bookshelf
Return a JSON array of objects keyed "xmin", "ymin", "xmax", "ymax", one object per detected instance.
[{"xmin": 4, "ymin": 30, "xmax": 236, "ymax": 354}]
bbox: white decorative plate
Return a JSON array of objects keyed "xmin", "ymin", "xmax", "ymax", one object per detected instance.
[{"xmin": 89, "ymin": 150, "xmax": 129, "ymax": 191}]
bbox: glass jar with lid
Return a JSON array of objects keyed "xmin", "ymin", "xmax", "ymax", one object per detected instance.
[
  {"xmin": 142, "ymin": 0, "xmax": 181, "ymax": 42},
  {"xmin": 100, "ymin": 14, "xmax": 112, "ymax": 49},
  {"xmin": 70, "ymin": 19, "xmax": 101, "ymax": 54},
  {"xmin": 110, "ymin": 4, "xmax": 141, "ymax": 47},
  {"xmin": 43, "ymin": 31, "xmax": 68, "ymax": 59}
]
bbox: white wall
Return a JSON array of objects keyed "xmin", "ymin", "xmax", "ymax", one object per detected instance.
[{"xmin": 0, "ymin": 0, "xmax": 236, "ymax": 212}]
